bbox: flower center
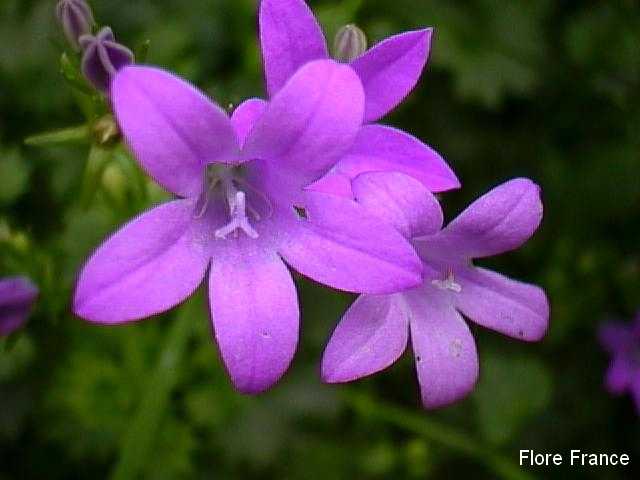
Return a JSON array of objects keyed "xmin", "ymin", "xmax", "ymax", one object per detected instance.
[
  {"xmin": 431, "ymin": 268, "xmax": 462, "ymax": 293},
  {"xmin": 195, "ymin": 164, "xmax": 272, "ymax": 240}
]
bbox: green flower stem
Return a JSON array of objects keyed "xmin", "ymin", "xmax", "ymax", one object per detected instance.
[
  {"xmin": 24, "ymin": 124, "xmax": 89, "ymax": 147},
  {"xmin": 110, "ymin": 301, "xmax": 196, "ymax": 480},
  {"xmin": 343, "ymin": 390, "xmax": 536, "ymax": 480},
  {"xmin": 80, "ymin": 145, "xmax": 113, "ymax": 208}
]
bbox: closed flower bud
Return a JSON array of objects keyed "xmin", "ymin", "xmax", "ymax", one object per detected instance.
[
  {"xmin": 56, "ymin": 0, "xmax": 94, "ymax": 50},
  {"xmin": 79, "ymin": 27, "xmax": 134, "ymax": 93},
  {"xmin": 333, "ymin": 24, "xmax": 368, "ymax": 62}
]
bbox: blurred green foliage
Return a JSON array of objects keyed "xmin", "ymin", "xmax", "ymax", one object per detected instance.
[{"xmin": 1, "ymin": 0, "xmax": 639, "ymax": 479}]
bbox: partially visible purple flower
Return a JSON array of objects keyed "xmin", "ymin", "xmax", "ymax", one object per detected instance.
[
  {"xmin": 56, "ymin": 0, "xmax": 94, "ymax": 50},
  {"xmin": 322, "ymin": 173, "xmax": 549, "ymax": 409},
  {"xmin": 260, "ymin": 0, "xmax": 431, "ymax": 122},
  {"xmin": 73, "ymin": 61, "xmax": 423, "ymax": 394},
  {"xmin": 259, "ymin": 0, "xmax": 459, "ymax": 196},
  {"xmin": 79, "ymin": 27, "xmax": 133, "ymax": 93},
  {"xmin": 599, "ymin": 315, "xmax": 640, "ymax": 414},
  {"xmin": 0, "ymin": 276, "xmax": 38, "ymax": 337}
]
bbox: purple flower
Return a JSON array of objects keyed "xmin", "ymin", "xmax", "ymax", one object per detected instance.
[
  {"xmin": 73, "ymin": 61, "xmax": 423, "ymax": 394},
  {"xmin": 0, "ymin": 276, "xmax": 38, "ymax": 337},
  {"xmin": 56, "ymin": 0, "xmax": 94, "ymax": 50},
  {"xmin": 79, "ymin": 27, "xmax": 133, "ymax": 93},
  {"xmin": 599, "ymin": 315, "xmax": 640, "ymax": 414},
  {"xmin": 322, "ymin": 173, "xmax": 550, "ymax": 408},
  {"xmin": 259, "ymin": 0, "xmax": 459, "ymax": 196}
]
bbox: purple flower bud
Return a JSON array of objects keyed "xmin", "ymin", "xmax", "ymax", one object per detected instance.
[
  {"xmin": 79, "ymin": 27, "xmax": 134, "ymax": 93},
  {"xmin": 333, "ymin": 24, "xmax": 368, "ymax": 62},
  {"xmin": 0, "ymin": 276, "xmax": 38, "ymax": 337},
  {"xmin": 56, "ymin": 0, "xmax": 95, "ymax": 50}
]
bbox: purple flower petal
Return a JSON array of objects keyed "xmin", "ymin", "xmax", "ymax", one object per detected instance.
[
  {"xmin": 605, "ymin": 357, "xmax": 632, "ymax": 394},
  {"xmin": 244, "ymin": 59, "xmax": 364, "ymax": 187},
  {"xmin": 313, "ymin": 125, "xmax": 459, "ymax": 196},
  {"xmin": 405, "ymin": 287, "xmax": 479, "ymax": 409},
  {"xmin": 0, "ymin": 277, "xmax": 38, "ymax": 336},
  {"xmin": 231, "ymin": 98, "xmax": 268, "ymax": 147},
  {"xmin": 352, "ymin": 171, "xmax": 444, "ymax": 239},
  {"xmin": 431, "ymin": 178, "xmax": 543, "ymax": 260},
  {"xmin": 74, "ymin": 200, "xmax": 210, "ymax": 323},
  {"xmin": 278, "ymin": 192, "xmax": 423, "ymax": 294},
  {"xmin": 350, "ymin": 29, "xmax": 432, "ymax": 122},
  {"xmin": 598, "ymin": 322, "xmax": 631, "ymax": 353},
  {"xmin": 306, "ymin": 171, "xmax": 354, "ymax": 198},
  {"xmin": 112, "ymin": 66, "xmax": 239, "ymax": 198},
  {"xmin": 322, "ymin": 294, "xmax": 409, "ymax": 383},
  {"xmin": 454, "ymin": 267, "xmax": 549, "ymax": 341},
  {"xmin": 259, "ymin": 0, "xmax": 328, "ymax": 97},
  {"xmin": 208, "ymin": 240, "xmax": 298, "ymax": 394}
]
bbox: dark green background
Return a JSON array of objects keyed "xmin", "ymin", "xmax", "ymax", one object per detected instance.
[{"xmin": 1, "ymin": 0, "xmax": 639, "ymax": 478}]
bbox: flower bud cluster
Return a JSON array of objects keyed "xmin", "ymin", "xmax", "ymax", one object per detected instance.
[{"xmin": 56, "ymin": 1, "xmax": 133, "ymax": 93}]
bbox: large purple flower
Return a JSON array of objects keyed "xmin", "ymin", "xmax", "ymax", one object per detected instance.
[
  {"xmin": 0, "ymin": 276, "xmax": 38, "ymax": 337},
  {"xmin": 599, "ymin": 315, "xmax": 640, "ymax": 414},
  {"xmin": 259, "ymin": 0, "xmax": 460, "ymax": 197},
  {"xmin": 322, "ymin": 173, "xmax": 549, "ymax": 408},
  {"xmin": 73, "ymin": 60, "xmax": 423, "ymax": 394}
]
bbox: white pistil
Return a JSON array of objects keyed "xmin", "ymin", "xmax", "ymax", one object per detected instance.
[
  {"xmin": 431, "ymin": 269, "xmax": 462, "ymax": 293},
  {"xmin": 214, "ymin": 190, "xmax": 259, "ymax": 239}
]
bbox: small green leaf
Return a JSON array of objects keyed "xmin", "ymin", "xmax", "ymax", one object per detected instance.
[{"xmin": 24, "ymin": 124, "xmax": 89, "ymax": 147}]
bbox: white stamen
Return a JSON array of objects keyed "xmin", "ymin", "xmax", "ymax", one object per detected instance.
[{"xmin": 431, "ymin": 269, "xmax": 462, "ymax": 293}]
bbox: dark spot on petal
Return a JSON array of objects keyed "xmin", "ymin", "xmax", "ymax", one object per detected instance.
[
  {"xmin": 294, "ymin": 206, "xmax": 307, "ymax": 219},
  {"xmin": 449, "ymin": 339, "xmax": 463, "ymax": 358},
  {"xmin": 415, "ymin": 355, "xmax": 422, "ymax": 362}
]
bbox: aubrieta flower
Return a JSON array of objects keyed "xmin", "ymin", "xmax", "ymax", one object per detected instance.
[
  {"xmin": 322, "ymin": 173, "xmax": 550, "ymax": 408},
  {"xmin": 0, "ymin": 276, "xmax": 38, "ymax": 337},
  {"xmin": 56, "ymin": 0, "xmax": 94, "ymax": 50},
  {"xmin": 259, "ymin": 0, "xmax": 460, "ymax": 197},
  {"xmin": 599, "ymin": 315, "xmax": 640, "ymax": 413},
  {"xmin": 73, "ymin": 60, "xmax": 423, "ymax": 394},
  {"xmin": 79, "ymin": 27, "xmax": 133, "ymax": 93}
]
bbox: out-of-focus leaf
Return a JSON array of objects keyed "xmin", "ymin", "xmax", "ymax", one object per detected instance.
[
  {"xmin": 80, "ymin": 145, "xmax": 113, "ymax": 208},
  {"xmin": 474, "ymin": 353, "xmax": 552, "ymax": 445},
  {"xmin": 135, "ymin": 39, "xmax": 151, "ymax": 63},
  {"xmin": 0, "ymin": 150, "xmax": 29, "ymax": 205}
]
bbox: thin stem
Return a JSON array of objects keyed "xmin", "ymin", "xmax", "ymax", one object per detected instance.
[
  {"xmin": 343, "ymin": 390, "xmax": 536, "ymax": 480},
  {"xmin": 110, "ymin": 300, "xmax": 196, "ymax": 480}
]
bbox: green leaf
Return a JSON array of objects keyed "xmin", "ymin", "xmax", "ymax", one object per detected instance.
[
  {"xmin": 475, "ymin": 353, "xmax": 552, "ymax": 445},
  {"xmin": 0, "ymin": 149, "xmax": 30, "ymax": 204},
  {"xmin": 24, "ymin": 124, "xmax": 89, "ymax": 147}
]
